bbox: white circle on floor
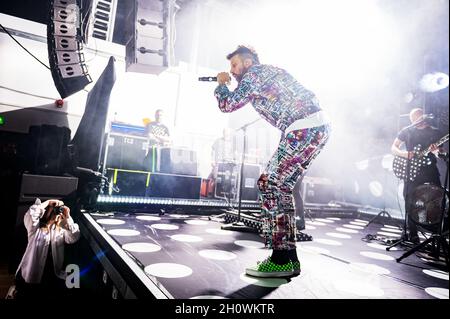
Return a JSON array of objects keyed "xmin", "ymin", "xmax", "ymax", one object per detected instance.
[
  {"xmin": 298, "ymin": 245, "xmax": 330, "ymax": 255},
  {"xmin": 170, "ymin": 234, "xmax": 203, "ymax": 242},
  {"xmin": 360, "ymin": 251, "xmax": 395, "ymax": 261},
  {"xmin": 343, "ymin": 224, "xmax": 364, "ymax": 230},
  {"xmin": 234, "ymin": 240, "xmax": 265, "ymax": 249},
  {"xmin": 334, "ymin": 280, "xmax": 385, "ymax": 297},
  {"xmin": 169, "ymin": 214, "xmax": 190, "ymax": 218},
  {"xmin": 383, "ymin": 225, "xmax": 400, "ymax": 229},
  {"xmin": 326, "ymin": 232, "xmax": 352, "ymax": 239},
  {"xmin": 107, "ymin": 229, "xmax": 140, "ymax": 237},
  {"xmin": 199, "ymin": 249, "xmax": 237, "ymax": 261},
  {"xmin": 350, "ymin": 221, "xmax": 367, "ymax": 226},
  {"xmin": 122, "ymin": 242, "xmax": 161, "ymax": 253},
  {"xmin": 136, "ymin": 215, "xmax": 161, "ymax": 221},
  {"xmin": 190, "ymin": 295, "xmax": 228, "ymax": 299},
  {"xmin": 420, "ymin": 258, "xmax": 447, "ymax": 267},
  {"xmin": 425, "ymin": 287, "xmax": 449, "ymax": 299},
  {"xmin": 305, "ymin": 225, "xmax": 316, "ymax": 230},
  {"xmin": 306, "ymin": 221, "xmax": 326, "ymax": 226},
  {"xmin": 150, "ymin": 224, "xmax": 179, "ymax": 230},
  {"xmin": 367, "ymin": 242, "xmax": 398, "ymax": 251},
  {"xmin": 354, "ymin": 219, "xmax": 368, "ymax": 223},
  {"xmin": 144, "ymin": 263, "xmax": 192, "ymax": 278},
  {"xmin": 380, "ymin": 227, "xmax": 403, "ymax": 233},
  {"xmin": 423, "ymin": 269, "xmax": 449, "ymax": 281},
  {"xmin": 336, "ymin": 227, "xmax": 359, "ymax": 234},
  {"xmin": 315, "ymin": 218, "xmax": 334, "ymax": 223},
  {"xmin": 97, "ymin": 219, "xmax": 125, "ymax": 225},
  {"xmin": 327, "ymin": 217, "xmax": 341, "ymax": 221},
  {"xmin": 206, "ymin": 228, "xmax": 233, "ymax": 235},
  {"xmin": 185, "ymin": 220, "xmax": 209, "ymax": 225},
  {"xmin": 377, "ymin": 231, "xmax": 401, "ymax": 238},
  {"xmin": 240, "ymin": 273, "xmax": 288, "ymax": 287},
  {"xmin": 349, "ymin": 262, "xmax": 391, "ymax": 275},
  {"xmin": 315, "ymin": 238, "xmax": 342, "ymax": 246}
]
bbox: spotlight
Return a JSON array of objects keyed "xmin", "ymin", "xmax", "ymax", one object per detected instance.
[{"xmin": 419, "ymin": 72, "xmax": 449, "ymax": 92}]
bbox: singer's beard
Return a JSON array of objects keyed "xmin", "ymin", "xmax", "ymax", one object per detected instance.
[{"xmin": 233, "ymin": 66, "xmax": 250, "ymax": 83}]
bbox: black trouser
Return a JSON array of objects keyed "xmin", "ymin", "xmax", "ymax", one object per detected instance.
[{"xmin": 15, "ymin": 269, "xmax": 67, "ymax": 299}]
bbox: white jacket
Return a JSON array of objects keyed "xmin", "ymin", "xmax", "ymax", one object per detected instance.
[{"xmin": 16, "ymin": 198, "xmax": 80, "ymax": 284}]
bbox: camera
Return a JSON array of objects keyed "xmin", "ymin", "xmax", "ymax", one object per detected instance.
[
  {"xmin": 53, "ymin": 205, "xmax": 65, "ymax": 215},
  {"xmin": 39, "ymin": 205, "xmax": 65, "ymax": 227}
]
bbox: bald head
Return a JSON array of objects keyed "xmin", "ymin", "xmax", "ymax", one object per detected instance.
[{"xmin": 409, "ymin": 108, "xmax": 424, "ymax": 124}]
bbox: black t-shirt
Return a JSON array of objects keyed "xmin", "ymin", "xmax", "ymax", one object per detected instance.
[{"xmin": 397, "ymin": 125, "xmax": 443, "ymax": 185}]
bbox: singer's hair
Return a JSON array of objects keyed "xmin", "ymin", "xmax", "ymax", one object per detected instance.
[{"xmin": 226, "ymin": 45, "xmax": 260, "ymax": 64}]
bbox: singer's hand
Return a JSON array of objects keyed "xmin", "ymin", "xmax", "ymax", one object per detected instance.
[{"xmin": 217, "ymin": 72, "xmax": 231, "ymax": 85}]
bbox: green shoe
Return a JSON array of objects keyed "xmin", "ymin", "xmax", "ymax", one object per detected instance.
[
  {"xmin": 291, "ymin": 260, "xmax": 301, "ymax": 276},
  {"xmin": 245, "ymin": 257, "xmax": 294, "ymax": 278}
]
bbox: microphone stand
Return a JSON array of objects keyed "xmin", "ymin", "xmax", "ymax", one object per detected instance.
[{"xmin": 222, "ymin": 118, "xmax": 261, "ymax": 232}]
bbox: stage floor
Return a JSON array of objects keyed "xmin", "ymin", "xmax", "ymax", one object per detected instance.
[{"xmin": 81, "ymin": 211, "xmax": 449, "ymax": 299}]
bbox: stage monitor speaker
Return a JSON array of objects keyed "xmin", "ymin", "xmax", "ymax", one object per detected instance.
[
  {"xmin": 122, "ymin": 0, "xmax": 176, "ymax": 75},
  {"xmin": 106, "ymin": 169, "xmax": 148, "ymax": 197},
  {"xmin": 47, "ymin": 0, "xmax": 93, "ymax": 98},
  {"xmin": 106, "ymin": 169, "xmax": 201, "ymax": 199},
  {"xmin": 146, "ymin": 173, "xmax": 201, "ymax": 199}
]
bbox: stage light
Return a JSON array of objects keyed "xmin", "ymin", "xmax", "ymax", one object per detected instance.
[
  {"xmin": 369, "ymin": 181, "xmax": 383, "ymax": 197},
  {"xmin": 354, "ymin": 181, "xmax": 360, "ymax": 194},
  {"xmin": 419, "ymin": 72, "xmax": 449, "ymax": 92},
  {"xmin": 356, "ymin": 160, "xmax": 369, "ymax": 170},
  {"xmin": 404, "ymin": 92, "xmax": 415, "ymax": 104}
]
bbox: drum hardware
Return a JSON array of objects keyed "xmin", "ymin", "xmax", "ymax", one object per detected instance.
[
  {"xmin": 222, "ymin": 119, "xmax": 261, "ymax": 233},
  {"xmin": 389, "ymin": 155, "xmax": 449, "ymax": 266}
]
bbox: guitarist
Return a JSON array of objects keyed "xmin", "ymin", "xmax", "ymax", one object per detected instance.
[{"xmin": 391, "ymin": 108, "xmax": 446, "ymax": 243}]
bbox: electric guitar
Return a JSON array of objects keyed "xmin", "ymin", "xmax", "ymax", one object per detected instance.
[{"xmin": 392, "ymin": 133, "xmax": 449, "ymax": 181}]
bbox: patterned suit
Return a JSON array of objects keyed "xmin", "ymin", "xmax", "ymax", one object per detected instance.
[{"xmin": 215, "ymin": 64, "xmax": 331, "ymax": 250}]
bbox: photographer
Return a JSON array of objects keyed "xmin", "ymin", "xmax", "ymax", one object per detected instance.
[{"xmin": 12, "ymin": 198, "xmax": 80, "ymax": 298}]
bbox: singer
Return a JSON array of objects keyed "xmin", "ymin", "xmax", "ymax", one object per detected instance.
[{"xmin": 213, "ymin": 45, "xmax": 331, "ymax": 278}]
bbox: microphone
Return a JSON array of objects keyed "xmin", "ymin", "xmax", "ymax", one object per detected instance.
[{"xmin": 198, "ymin": 76, "xmax": 217, "ymax": 82}]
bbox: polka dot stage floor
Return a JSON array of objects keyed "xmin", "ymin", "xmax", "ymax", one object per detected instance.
[{"xmin": 84, "ymin": 212, "xmax": 449, "ymax": 299}]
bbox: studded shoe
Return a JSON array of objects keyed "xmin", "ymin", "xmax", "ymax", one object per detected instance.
[{"xmin": 245, "ymin": 257, "xmax": 294, "ymax": 278}]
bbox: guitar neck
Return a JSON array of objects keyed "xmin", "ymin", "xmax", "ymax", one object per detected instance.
[{"xmin": 421, "ymin": 134, "xmax": 450, "ymax": 156}]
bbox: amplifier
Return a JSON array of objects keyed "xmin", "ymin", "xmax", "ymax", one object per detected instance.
[
  {"xmin": 157, "ymin": 147, "xmax": 198, "ymax": 176},
  {"xmin": 214, "ymin": 162, "xmax": 239, "ymax": 200},
  {"xmin": 105, "ymin": 133, "xmax": 148, "ymax": 171},
  {"xmin": 240, "ymin": 164, "xmax": 261, "ymax": 202},
  {"xmin": 302, "ymin": 176, "xmax": 337, "ymax": 204}
]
